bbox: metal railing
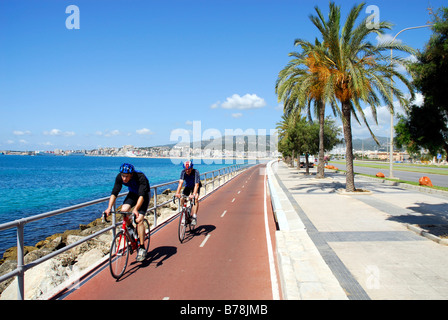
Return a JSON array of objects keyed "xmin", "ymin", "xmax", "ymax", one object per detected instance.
[{"xmin": 0, "ymin": 162, "xmax": 251, "ymax": 300}]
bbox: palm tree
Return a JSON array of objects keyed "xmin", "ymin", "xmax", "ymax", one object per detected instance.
[
  {"xmin": 308, "ymin": 1, "xmax": 415, "ymax": 191},
  {"xmin": 276, "ymin": 39, "xmax": 338, "ymax": 178}
]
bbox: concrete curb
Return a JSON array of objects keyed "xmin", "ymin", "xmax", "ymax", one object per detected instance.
[
  {"xmin": 266, "ymin": 160, "xmax": 348, "ymax": 300},
  {"xmin": 406, "ymin": 224, "xmax": 448, "ymax": 246}
]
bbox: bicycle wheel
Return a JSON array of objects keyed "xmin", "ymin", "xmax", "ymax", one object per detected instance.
[
  {"xmin": 141, "ymin": 218, "xmax": 151, "ymax": 253},
  {"xmin": 178, "ymin": 208, "xmax": 187, "ymax": 243},
  {"xmin": 109, "ymin": 230, "xmax": 130, "ymax": 280}
]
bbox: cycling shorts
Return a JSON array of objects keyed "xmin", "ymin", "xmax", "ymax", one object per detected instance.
[
  {"xmin": 123, "ymin": 192, "xmax": 150, "ymax": 215},
  {"xmin": 182, "ymin": 186, "xmax": 201, "ymax": 197}
]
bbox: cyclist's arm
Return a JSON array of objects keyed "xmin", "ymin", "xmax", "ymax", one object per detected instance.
[
  {"xmin": 192, "ymin": 183, "xmax": 199, "ymax": 198},
  {"xmin": 106, "ymin": 174, "xmax": 122, "ymax": 215},
  {"xmin": 192, "ymin": 170, "xmax": 200, "ymax": 198},
  {"xmin": 137, "ymin": 172, "xmax": 150, "ymax": 196},
  {"xmin": 105, "ymin": 194, "xmax": 117, "ymax": 216},
  {"xmin": 175, "ymin": 179, "xmax": 184, "ymax": 197}
]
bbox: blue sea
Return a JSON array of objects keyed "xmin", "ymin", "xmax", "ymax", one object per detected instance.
[{"xmin": 0, "ymin": 155, "xmax": 255, "ymax": 256}]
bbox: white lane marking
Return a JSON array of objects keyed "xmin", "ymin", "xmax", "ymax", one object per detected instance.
[
  {"xmin": 199, "ymin": 234, "xmax": 211, "ymax": 248},
  {"xmin": 221, "ymin": 210, "xmax": 227, "ymax": 218},
  {"xmin": 264, "ymin": 169, "xmax": 280, "ymax": 300},
  {"xmin": 232, "ymin": 198, "xmax": 235, "ymax": 203},
  {"xmin": 238, "ymin": 190, "xmax": 241, "ymax": 194},
  {"xmin": 163, "ymin": 297, "xmax": 170, "ymax": 300}
]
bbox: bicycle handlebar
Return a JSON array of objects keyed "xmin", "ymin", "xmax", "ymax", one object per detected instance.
[
  {"xmin": 102, "ymin": 210, "xmax": 135, "ymax": 224},
  {"xmin": 172, "ymin": 195, "xmax": 196, "ymax": 206}
]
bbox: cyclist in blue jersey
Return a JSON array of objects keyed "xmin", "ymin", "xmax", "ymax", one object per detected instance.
[
  {"xmin": 175, "ymin": 160, "xmax": 201, "ymax": 226},
  {"xmin": 104, "ymin": 163, "xmax": 150, "ymax": 261}
]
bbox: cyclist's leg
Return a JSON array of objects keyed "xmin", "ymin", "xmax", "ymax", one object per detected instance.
[
  {"xmin": 182, "ymin": 187, "xmax": 192, "ymax": 216},
  {"xmin": 192, "ymin": 187, "xmax": 200, "ymax": 216},
  {"xmin": 122, "ymin": 194, "xmax": 135, "ymax": 227},
  {"xmin": 136, "ymin": 195, "xmax": 149, "ymax": 248}
]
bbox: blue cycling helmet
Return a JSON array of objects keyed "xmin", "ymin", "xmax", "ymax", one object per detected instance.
[
  {"xmin": 119, "ymin": 163, "xmax": 135, "ymax": 174},
  {"xmin": 183, "ymin": 160, "xmax": 193, "ymax": 170}
]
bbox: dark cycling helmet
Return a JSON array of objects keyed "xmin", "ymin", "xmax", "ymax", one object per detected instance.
[
  {"xmin": 183, "ymin": 160, "xmax": 193, "ymax": 170},
  {"xmin": 119, "ymin": 163, "xmax": 135, "ymax": 174}
]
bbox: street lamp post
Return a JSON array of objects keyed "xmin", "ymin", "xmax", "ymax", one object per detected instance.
[{"xmin": 389, "ymin": 24, "xmax": 434, "ymax": 179}]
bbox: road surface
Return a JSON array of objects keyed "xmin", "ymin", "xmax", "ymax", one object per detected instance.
[{"xmin": 55, "ymin": 164, "xmax": 281, "ymax": 300}]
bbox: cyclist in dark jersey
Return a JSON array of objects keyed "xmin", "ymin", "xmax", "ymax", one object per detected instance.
[
  {"xmin": 175, "ymin": 160, "xmax": 201, "ymax": 226},
  {"xmin": 104, "ymin": 163, "xmax": 150, "ymax": 261}
]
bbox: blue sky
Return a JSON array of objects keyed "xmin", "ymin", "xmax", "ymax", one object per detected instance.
[{"xmin": 0, "ymin": 0, "xmax": 445, "ymax": 151}]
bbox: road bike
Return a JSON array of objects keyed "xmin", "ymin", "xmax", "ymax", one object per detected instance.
[
  {"xmin": 174, "ymin": 195, "xmax": 197, "ymax": 243},
  {"xmin": 106, "ymin": 210, "xmax": 151, "ymax": 280}
]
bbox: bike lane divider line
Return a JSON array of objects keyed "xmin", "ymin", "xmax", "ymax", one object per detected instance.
[
  {"xmin": 221, "ymin": 210, "xmax": 227, "ymax": 218},
  {"xmin": 199, "ymin": 234, "xmax": 211, "ymax": 248},
  {"xmin": 232, "ymin": 198, "xmax": 235, "ymax": 203}
]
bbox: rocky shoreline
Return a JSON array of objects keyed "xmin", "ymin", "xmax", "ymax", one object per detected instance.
[{"xmin": 0, "ymin": 189, "xmax": 178, "ymax": 300}]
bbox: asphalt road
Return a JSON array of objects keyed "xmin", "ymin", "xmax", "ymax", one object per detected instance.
[
  {"xmin": 329, "ymin": 161, "xmax": 448, "ymax": 188},
  {"xmin": 56, "ymin": 164, "xmax": 281, "ymax": 300}
]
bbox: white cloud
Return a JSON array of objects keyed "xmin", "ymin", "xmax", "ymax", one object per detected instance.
[
  {"xmin": 43, "ymin": 129, "xmax": 75, "ymax": 136},
  {"xmin": 13, "ymin": 130, "xmax": 31, "ymax": 136},
  {"xmin": 231, "ymin": 113, "xmax": 243, "ymax": 119},
  {"xmin": 376, "ymin": 33, "xmax": 402, "ymax": 45},
  {"xmin": 105, "ymin": 130, "xmax": 120, "ymax": 137},
  {"xmin": 212, "ymin": 93, "xmax": 266, "ymax": 110},
  {"xmin": 136, "ymin": 128, "xmax": 154, "ymax": 135}
]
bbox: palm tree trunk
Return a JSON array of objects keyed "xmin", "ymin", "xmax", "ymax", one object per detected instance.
[
  {"xmin": 342, "ymin": 102, "xmax": 356, "ymax": 192},
  {"xmin": 305, "ymin": 152, "xmax": 310, "ymax": 175},
  {"xmin": 317, "ymin": 100, "xmax": 325, "ymax": 178}
]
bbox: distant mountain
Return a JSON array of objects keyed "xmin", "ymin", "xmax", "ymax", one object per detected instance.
[
  {"xmin": 337, "ymin": 136, "xmax": 404, "ymax": 151},
  {"xmin": 352, "ymin": 136, "xmax": 389, "ymax": 151},
  {"xmin": 148, "ymin": 134, "xmax": 278, "ymax": 152}
]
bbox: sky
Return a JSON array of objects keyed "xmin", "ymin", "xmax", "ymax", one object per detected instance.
[{"xmin": 0, "ymin": 0, "xmax": 445, "ymax": 151}]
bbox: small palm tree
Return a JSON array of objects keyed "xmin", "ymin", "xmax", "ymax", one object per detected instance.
[{"xmin": 309, "ymin": 1, "xmax": 415, "ymax": 191}]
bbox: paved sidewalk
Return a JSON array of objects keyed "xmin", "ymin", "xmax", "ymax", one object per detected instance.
[{"xmin": 267, "ymin": 160, "xmax": 448, "ymax": 300}]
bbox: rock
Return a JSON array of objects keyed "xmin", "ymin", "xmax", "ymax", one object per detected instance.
[
  {"xmin": 75, "ymin": 248, "xmax": 104, "ymax": 270},
  {"xmin": 162, "ymin": 188, "xmax": 172, "ymax": 195},
  {"xmin": 0, "ymin": 258, "xmax": 70, "ymax": 300},
  {"xmin": 2, "ymin": 246, "xmax": 37, "ymax": 261}
]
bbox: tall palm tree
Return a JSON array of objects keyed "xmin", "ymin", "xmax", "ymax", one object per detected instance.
[
  {"xmin": 309, "ymin": 1, "xmax": 415, "ymax": 191},
  {"xmin": 276, "ymin": 39, "xmax": 338, "ymax": 178}
]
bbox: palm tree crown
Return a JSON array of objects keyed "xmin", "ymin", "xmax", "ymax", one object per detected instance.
[{"xmin": 276, "ymin": 1, "xmax": 416, "ymax": 191}]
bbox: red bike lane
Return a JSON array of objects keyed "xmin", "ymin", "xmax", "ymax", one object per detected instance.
[{"xmin": 56, "ymin": 163, "xmax": 280, "ymax": 300}]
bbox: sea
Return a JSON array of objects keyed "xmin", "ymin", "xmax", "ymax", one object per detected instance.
[{"xmin": 0, "ymin": 155, "xmax": 258, "ymax": 257}]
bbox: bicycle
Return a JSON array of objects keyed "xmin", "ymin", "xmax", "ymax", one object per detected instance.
[
  {"xmin": 174, "ymin": 195, "xmax": 197, "ymax": 243},
  {"xmin": 106, "ymin": 210, "xmax": 151, "ymax": 280}
]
